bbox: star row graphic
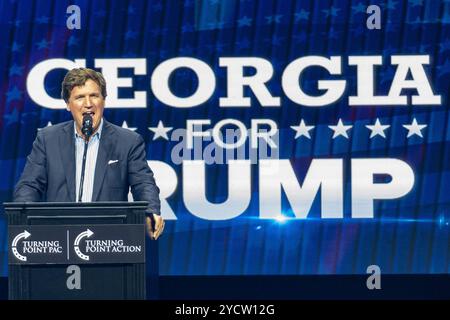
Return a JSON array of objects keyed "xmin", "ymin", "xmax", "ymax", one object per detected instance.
[
  {"xmin": 38, "ymin": 120, "xmax": 173, "ymax": 141},
  {"xmin": 291, "ymin": 118, "xmax": 427, "ymax": 139},
  {"xmin": 38, "ymin": 120, "xmax": 139, "ymax": 131},
  {"xmin": 38, "ymin": 118, "xmax": 427, "ymax": 141}
]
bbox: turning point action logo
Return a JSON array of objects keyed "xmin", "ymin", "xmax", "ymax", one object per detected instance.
[
  {"xmin": 74, "ymin": 229, "xmax": 142, "ymax": 261},
  {"xmin": 11, "ymin": 228, "xmax": 142, "ymax": 263}
]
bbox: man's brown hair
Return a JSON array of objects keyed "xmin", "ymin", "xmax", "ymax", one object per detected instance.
[{"xmin": 61, "ymin": 68, "xmax": 107, "ymax": 103}]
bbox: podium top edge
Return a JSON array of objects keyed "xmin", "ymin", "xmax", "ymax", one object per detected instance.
[{"xmin": 2, "ymin": 201, "xmax": 149, "ymax": 209}]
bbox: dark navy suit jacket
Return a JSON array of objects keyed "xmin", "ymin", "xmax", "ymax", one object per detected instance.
[{"xmin": 13, "ymin": 119, "xmax": 161, "ymax": 216}]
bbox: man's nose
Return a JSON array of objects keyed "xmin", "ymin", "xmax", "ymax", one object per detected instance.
[{"xmin": 83, "ymin": 97, "xmax": 93, "ymax": 107}]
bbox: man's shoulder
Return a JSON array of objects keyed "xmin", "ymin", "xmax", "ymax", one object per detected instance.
[
  {"xmin": 104, "ymin": 120, "xmax": 142, "ymax": 143},
  {"xmin": 38, "ymin": 120, "xmax": 72, "ymax": 136}
]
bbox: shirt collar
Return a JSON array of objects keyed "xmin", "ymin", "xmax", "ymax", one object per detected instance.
[{"xmin": 74, "ymin": 118, "xmax": 104, "ymax": 140}]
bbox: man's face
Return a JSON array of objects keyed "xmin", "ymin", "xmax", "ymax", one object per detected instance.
[{"xmin": 66, "ymin": 79, "xmax": 105, "ymax": 136}]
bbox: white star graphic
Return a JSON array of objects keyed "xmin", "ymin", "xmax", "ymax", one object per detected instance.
[
  {"xmin": 148, "ymin": 120, "xmax": 173, "ymax": 141},
  {"xmin": 403, "ymin": 118, "xmax": 427, "ymax": 138},
  {"xmin": 290, "ymin": 119, "xmax": 315, "ymax": 139},
  {"xmin": 38, "ymin": 121, "xmax": 52, "ymax": 131},
  {"xmin": 121, "ymin": 121, "xmax": 137, "ymax": 131},
  {"xmin": 328, "ymin": 119, "xmax": 352, "ymax": 139},
  {"xmin": 365, "ymin": 118, "xmax": 390, "ymax": 139}
]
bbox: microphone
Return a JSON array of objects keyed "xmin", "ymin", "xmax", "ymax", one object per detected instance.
[
  {"xmin": 81, "ymin": 113, "xmax": 93, "ymax": 139},
  {"xmin": 78, "ymin": 113, "xmax": 93, "ymax": 202}
]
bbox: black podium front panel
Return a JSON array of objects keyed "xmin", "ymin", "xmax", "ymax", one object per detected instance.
[{"xmin": 4, "ymin": 202, "xmax": 147, "ymax": 300}]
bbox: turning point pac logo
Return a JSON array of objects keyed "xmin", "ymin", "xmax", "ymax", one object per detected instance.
[{"xmin": 9, "ymin": 225, "xmax": 145, "ymax": 265}]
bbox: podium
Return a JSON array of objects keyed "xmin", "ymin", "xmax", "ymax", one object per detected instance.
[{"xmin": 4, "ymin": 201, "xmax": 147, "ymax": 300}]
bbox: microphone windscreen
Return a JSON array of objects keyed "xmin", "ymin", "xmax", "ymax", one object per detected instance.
[{"xmin": 81, "ymin": 114, "xmax": 93, "ymax": 138}]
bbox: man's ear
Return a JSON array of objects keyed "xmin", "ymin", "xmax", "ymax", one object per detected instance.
[{"xmin": 65, "ymin": 103, "xmax": 70, "ymax": 112}]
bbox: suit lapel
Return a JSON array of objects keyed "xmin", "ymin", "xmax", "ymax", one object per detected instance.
[
  {"xmin": 92, "ymin": 120, "xmax": 115, "ymax": 201},
  {"xmin": 60, "ymin": 121, "xmax": 76, "ymax": 201}
]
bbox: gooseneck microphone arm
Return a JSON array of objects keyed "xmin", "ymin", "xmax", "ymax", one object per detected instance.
[
  {"xmin": 77, "ymin": 114, "xmax": 94, "ymax": 202},
  {"xmin": 78, "ymin": 140, "xmax": 89, "ymax": 202}
]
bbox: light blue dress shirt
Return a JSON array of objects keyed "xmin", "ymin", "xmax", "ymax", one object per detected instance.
[{"xmin": 74, "ymin": 119, "xmax": 103, "ymax": 202}]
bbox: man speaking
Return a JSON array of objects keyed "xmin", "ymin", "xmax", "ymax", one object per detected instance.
[{"xmin": 14, "ymin": 68, "xmax": 164, "ymax": 240}]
